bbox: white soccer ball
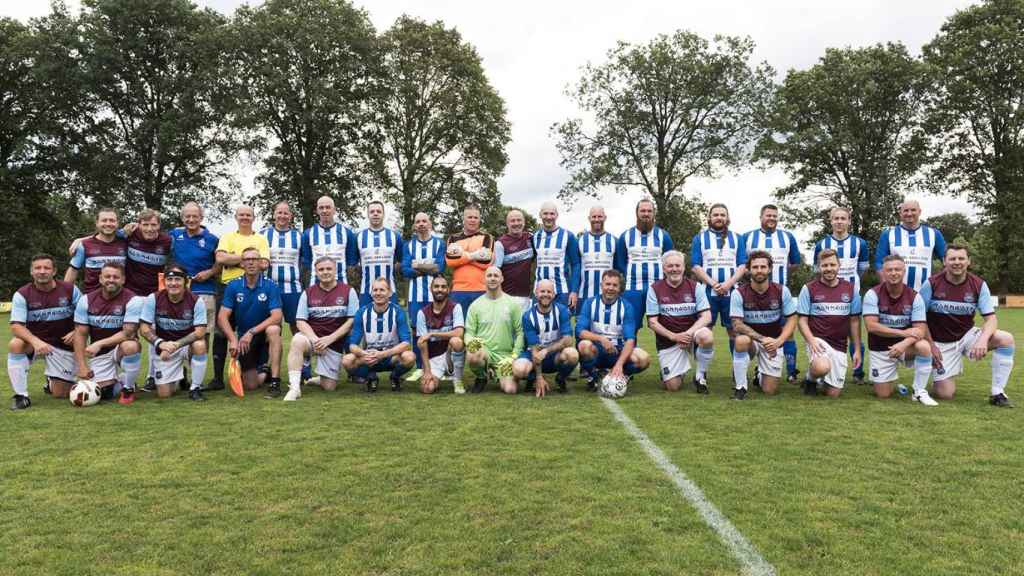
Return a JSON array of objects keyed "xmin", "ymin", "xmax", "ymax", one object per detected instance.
[
  {"xmin": 69, "ymin": 379, "xmax": 101, "ymax": 407},
  {"xmin": 599, "ymin": 373, "xmax": 628, "ymax": 399}
]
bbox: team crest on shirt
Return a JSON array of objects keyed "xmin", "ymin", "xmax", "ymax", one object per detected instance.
[
  {"xmin": 156, "ymin": 246, "xmax": 165, "ymax": 254},
  {"xmin": 902, "ymin": 305, "xmax": 912, "ymax": 315},
  {"xmin": 684, "ymin": 295, "xmax": 693, "ymax": 303},
  {"xmin": 236, "ymin": 293, "xmax": 244, "ymax": 303},
  {"xmin": 936, "ymin": 291, "xmax": 946, "ymax": 299},
  {"xmin": 58, "ymin": 297, "xmax": 69, "ymax": 307},
  {"xmin": 183, "ymin": 311, "xmax": 192, "ymax": 320},
  {"xmin": 770, "ymin": 300, "xmax": 779, "ymax": 309},
  {"xmin": 814, "ymin": 294, "xmax": 825, "ymax": 302},
  {"xmin": 257, "ymin": 293, "xmax": 268, "ymax": 302},
  {"xmin": 964, "ymin": 293, "xmax": 975, "ymax": 303},
  {"xmin": 112, "ymin": 306, "xmax": 123, "ymax": 315},
  {"xmin": 841, "ymin": 293, "xmax": 850, "ymax": 303},
  {"xmin": 198, "ymin": 239, "xmax": 206, "ymax": 248},
  {"xmin": 336, "ymin": 297, "xmax": 345, "ymax": 305}
]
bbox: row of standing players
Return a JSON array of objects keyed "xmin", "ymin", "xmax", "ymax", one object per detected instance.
[{"xmin": 6, "ymin": 196, "xmax": 1014, "ymax": 408}]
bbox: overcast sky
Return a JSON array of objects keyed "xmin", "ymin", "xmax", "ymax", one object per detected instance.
[{"xmin": 6, "ymin": 0, "xmax": 977, "ymax": 249}]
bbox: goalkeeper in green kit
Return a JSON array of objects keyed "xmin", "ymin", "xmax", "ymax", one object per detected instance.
[{"xmin": 465, "ymin": 266, "xmax": 525, "ymax": 394}]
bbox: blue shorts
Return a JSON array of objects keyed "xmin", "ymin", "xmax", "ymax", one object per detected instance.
[
  {"xmin": 584, "ymin": 345, "xmax": 643, "ymax": 375},
  {"xmin": 281, "ymin": 292, "xmax": 301, "ymax": 325},
  {"xmin": 707, "ymin": 291, "xmax": 732, "ymax": 329},
  {"xmin": 359, "ymin": 356, "xmax": 399, "ymax": 374},
  {"xmin": 622, "ymin": 289, "xmax": 647, "ymax": 323},
  {"xmin": 451, "ymin": 291, "xmax": 485, "ymax": 317},
  {"xmin": 517, "ymin": 350, "xmax": 576, "ymax": 374}
]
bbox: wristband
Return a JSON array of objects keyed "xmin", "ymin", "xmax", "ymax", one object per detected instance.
[{"xmin": 154, "ymin": 338, "xmax": 164, "ymax": 349}]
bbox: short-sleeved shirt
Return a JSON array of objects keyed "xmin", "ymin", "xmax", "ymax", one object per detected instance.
[
  {"xmin": 576, "ymin": 296, "xmax": 637, "ymax": 348},
  {"xmin": 141, "ymin": 290, "xmax": 206, "ymax": 341},
  {"xmin": 221, "ymin": 276, "xmax": 282, "ymax": 335},
  {"xmin": 875, "ymin": 224, "xmax": 947, "ymax": 291},
  {"xmin": 797, "ymin": 278, "xmax": 862, "ymax": 352},
  {"xmin": 729, "ymin": 282, "xmax": 796, "ymax": 339},
  {"xmin": 645, "ymin": 278, "xmax": 710, "ymax": 350},
  {"xmin": 578, "ymin": 231, "xmax": 617, "ymax": 301},
  {"xmin": 125, "ymin": 229, "xmax": 172, "ymax": 296},
  {"xmin": 495, "ymin": 233, "xmax": 534, "ymax": 298},
  {"xmin": 522, "ymin": 302, "xmax": 573, "ymax": 349},
  {"xmin": 11, "ymin": 281, "xmax": 81, "ymax": 350},
  {"xmin": 813, "ymin": 234, "xmax": 869, "ymax": 289},
  {"xmin": 402, "ymin": 234, "xmax": 447, "ymax": 304},
  {"xmin": 350, "ymin": 302, "xmax": 411, "ymax": 351},
  {"xmin": 614, "ymin": 226, "xmax": 674, "ymax": 292},
  {"xmin": 301, "ymin": 222, "xmax": 359, "ymax": 285},
  {"xmin": 691, "ymin": 229, "xmax": 746, "ymax": 291},
  {"xmin": 862, "ymin": 284, "xmax": 926, "ymax": 351},
  {"xmin": 218, "ymin": 231, "xmax": 271, "ymax": 284},
  {"xmin": 743, "ymin": 228, "xmax": 802, "ymax": 286},
  {"xmin": 918, "ymin": 272, "xmax": 994, "ymax": 343},
  {"xmin": 74, "ymin": 287, "xmax": 143, "ymax": 354},
  {"xmin": 356, "ymin": 227, "xmax": 403, "ymax": 296},
  {"xmin": 170, "ymin": 226, "xmax": 219, "ymax": 295},
  {"xmin": 296, "ymin": 282, "xmax": 359, "ymax": 353},
  {"xmin": 417, "ymin": 300, "xmax": 465, "ymax": 359},
  {"xmin": 533, "ymin": 227, "xmax": 580, "ymax": 296},
  {"xmin": 69, "ymin": 236, "xmax": 128, "ymax": 293},
  {"xmin": 262, "ymin": 226, "xmax": 303, "ymax": 294}
]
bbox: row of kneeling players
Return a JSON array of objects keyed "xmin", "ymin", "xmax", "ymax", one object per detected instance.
[{"xmin": 7, "ymin": 243, "xmax": 1014, "ymax": 409}]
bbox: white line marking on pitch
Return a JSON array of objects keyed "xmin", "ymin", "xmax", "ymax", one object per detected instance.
[{"xmin": 602, "ymin": 398, "xmax": 776, "ymax": 576}]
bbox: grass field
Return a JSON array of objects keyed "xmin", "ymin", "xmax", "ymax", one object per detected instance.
[{"xmin": 2, "ymin": 310, "xmax": 1023, "ymax": 575}]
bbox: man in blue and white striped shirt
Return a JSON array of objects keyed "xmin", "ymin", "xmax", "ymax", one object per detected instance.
[
  {"xmin": 577, "ymin": 205, "xmax": 617, "ymax": 314},
  {"xmin": 356, "ymin": 201, "xmax": 403, "ymax": 306},
  {"xmin": 690, "ymin": 203, "xmax": 746, "ymax": 354},
  {"xmin": 533, "ymin": 202, "xmax": 581, "ymax": 311},
  {"xmin": 342, "ymin": 278, "xmax": 415, "ymax": 393},
  {"xmin": 262, "ymin": 201, "xmax": 304, "ymax": 331},
  {"xmin": 401, "ymin": 212, "xmax": 446, "ymax": 367},
  {"xmin": 875, "ymin": 199, "xmax": 947, "ymax": 292},
  {"xmin": 614, "ymin": 198, "xmax": 674, "ymax": 327},
  {"xmin": 744, "ymin": 204, "xmax": 803, "ymax": 382},
  {"xmin": 301, "ymin": 195, "xmax": 359, "ymax": 287},
  {"xmin": 813, "ymin": 206, "xmax": 870, "ymax": 382}
]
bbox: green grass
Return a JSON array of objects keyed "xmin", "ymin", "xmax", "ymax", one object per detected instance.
[{"xmin": 2, "ymin": 311, "xmax": 1022, "ymax": 575}]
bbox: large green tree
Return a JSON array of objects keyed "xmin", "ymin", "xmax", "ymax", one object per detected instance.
[
  {"xmin": 227, "ymin": 0, "xmax": 376, "ymax": 226},
  {"xmin": 755, "ymin": 43, "xmax": 928, "ymax": 245},
  {"xmin": 368, "ymin": 16, "xmax": 510, "ymax": 237},
  {"xmin": 923, "ymin": 0, "xmax": 1024, "ymax": 293},
  {"xmin": 551, "ymin": 30, "xmax": 774, "ymax": 218}
]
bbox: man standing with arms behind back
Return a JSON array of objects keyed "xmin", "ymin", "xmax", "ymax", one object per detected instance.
[{"xmin": 614, "ymin": 198, "xmax": 674, "ymax": 329}]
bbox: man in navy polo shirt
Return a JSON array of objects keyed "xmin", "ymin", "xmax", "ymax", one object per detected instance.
[
  {"xmin": 217, "ymin": 247, "xmax": 283, "ymax": 396},
  {"xmin": 170, "ymin": 202, "xmax": 220, "ymax": 348}
]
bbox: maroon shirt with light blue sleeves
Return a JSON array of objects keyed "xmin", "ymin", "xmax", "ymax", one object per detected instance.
[
  {"xmin": 797, "ymin": 278, "xmax": 862, "ymax": 352},
  {"xmin": 10, "ymin": 281, "xmax": 81, "ymax": 350},
  {"xmin": 645, "ymin": 277, "xmax": 710, "ymax": 350},
  {"xmin": 918, "ymin": 272, "xmax": 994, "ymax": 344}
]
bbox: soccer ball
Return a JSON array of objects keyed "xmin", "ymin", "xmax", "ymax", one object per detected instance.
[
  {"xmin": 599, "ymin": 373, "xmax": 628, "ymax": 399},
  {"xmin": 69, "ymin": 380, "xmax": 101, "ymax": 407}
]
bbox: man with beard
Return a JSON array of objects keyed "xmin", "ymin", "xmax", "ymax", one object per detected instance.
[
  {"xmin": 647, "ymin": 251, "xmax": 714, "ymax": 393},
  {"xmin": 343, "ymin": 278, "xmax": 415, "ymax": 393},
  {"xmin": 730, "ymin": 251, "xmax": 798, "ymax": 397},
  {"xmin": 577, "ymin": 206, "xmax": 617, "ymax": 315},
  {"xmin": 690, "ymin": 203, "xmax": 746, "ymax": 355},
  {"xmin": 356, "ymin": 201, "xmax": 403, "ymax": 306},
  {"xmin": 796, "ymin": 249, "xmax": 862, "ymax": 397},
  {"xmin": 139, "ymin": 264, "xmax": 208, "ymax": 400},
  {"xmin": 494, "ymin": 209, "xmax": 535, "ymax": 312},
  {"xmin": 8, "ymin": 254, "xmax": 81, "ymax": 409},
  {"xmin": 532, "ymin": 202, "xmax": 580, "ymax": 311},
  {"xmin": 744, "ymin": 204, "xmax": 803, "ymax": 383},
  {"xmin": 446, "ymin": 204, "xmax": 495, "ymax": 315},
  {"xmin": 814, "ymin": 206, "xmax": 870, "ymax": 383},
  {"xmin": 416, "ymin": 275, "xmax": 466, "ymax": 394},
  {"xmin": 301, "ymin": 195, "xmax": 359, "ymax": 286},
  {"xmin": 919, "ymin": 245, "xmax": 1014, "ymax": 407},
  {"xmin": 284, "ymin": 257, "xmax": 359, "ymax": 401},
  {"xmin": 218, "ymin": 247, "xmax": 283, "ymax": 395},
  {"xmin": 862, "ymin": 255, "xmax": 934, "ymax": 404},
  {"xmin": 875, "ymin": 199, "xmax": 947, "ymax": 292},
  {"xmin": 464, "ymin": 266, "xmax": 524, "ymax": 394},
  {"xmin": 577, "ymin": 269, "xmax": 651, "ymax": 390},
  {"xmin": 65, "ymin": 208, "xmax": 128, "ymax": 294},
  {"xmin": 614, "ymin": 198, "xmax": 674, "ymax": 327},
  {"xmin": 402, "ymin": 212, "xmax": 446, "ymax": 367},
  {"xmin": 73, "ymin": 263, "xmax": 144, "ymax": 404},
  {"xmin": 512, "ymin": 279, "xmax": 578, "ymax": 396}
]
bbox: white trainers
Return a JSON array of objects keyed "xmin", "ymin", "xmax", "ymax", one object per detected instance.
[
  {"xmin": 283, "ymin": 387, "xmax": 301, "ymax": 402},
  {"xmin": 453, "ymin": 379, "xmax": 466, "ymax": 395},
  {"xmin": 913, "ymin": 389, "xmax": 938, "ymax": 406}
]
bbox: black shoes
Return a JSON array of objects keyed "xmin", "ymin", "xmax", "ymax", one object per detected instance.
[
  {"xmin": 11, "ymin": 394, "xmax": 31, "ymax": 410},
  {"xmin": 787, "ymin": 369, "xmax": 800, "ymax": 385},
  {"xmin": 990, "ymin": 393, "xmax": 1013, "ymax": 408},
  {"xmin": 732, "ymin": 387, "xmax": 747, "ymax": 400},
  {"xmin": 366, "ymin": 373, "xmax": 379, "ymax": 393},
  {"xmin": 390, "ymin": 373, "xmax": 402, "ymax": 392},
  {"xmin": 142, "ymin": 377, "xmax": 157, "ymax": 393},
  {"xmin": 694, "ymin": 375, "xmax": 709, "ymax": 395},
  {"xmin": 189, "ymin": 389, "xmax": 206, "ymax": 402},
  {"xmin": 556, "ymin": 376, "xmax": 568, "ymax": 394},
  {"xmin": 470, "ymin": 375, "xmax": 487, "ymax": 394},
  {"xmin": 803, "ymin": 378, "xmax": 818, "ymax": 396},
  {"xmin": 264, "ymin": 380, "xmax": 282, "ymax": 399}
]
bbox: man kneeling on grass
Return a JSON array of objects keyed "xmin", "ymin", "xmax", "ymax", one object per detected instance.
[
  {"xmin": 284, "ymin": 257, "xmax": 358, "ymax": 401},
  {"xmin": 862, "ymin": 255, "xmax": 934, "ymax": 405},
  {"xmin": 576, "ymin": 269, "xmax": 651, "ymax": 391},
  {"xmin": 512, "ymin": 279, "xmax": 578, "ymax": 397},
  {"xmin": 416, "ymin": 275, "xmax": 466, "ymax": 395},
  {"xmin": 464, "ymin": 266, "xmax": 524, "ymax": 394},
  {"xmin": 796, "ymin": 249, "xmax": 862, "ymax": 397},
  {"xmin": 342, "ymin": 278, "xmax": 415, "ymax": 393},
  {"xmin": 139, "ymin": 264, "xmax": 209, "ymax": 401}
]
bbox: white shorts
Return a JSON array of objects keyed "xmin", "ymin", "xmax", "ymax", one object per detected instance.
[
  {"xmin": 868, "ymin": 350, "xmax": 914, "ymax": 384},
  {"xmin": 153, "ymin": 347, "xmax": 189, "ymax": 386},
  {"xmin": 315, "ymin": 348, "xmax": 343, "ymax": 381},
  {"xmin": 41, "ymin": 348, "xmax": 76, "ymax": 383},
  {"xmin": 509, "ymin": 296, "xmax": 532, "ymax": 313},
  {"xmin": 428, "ymin": 353, "xmax": 455, "ymax": 380},
  {"xmin": 752, "ymin": 340, "xmax": 783, "ymax": 378},
  {"xmin": 807, "ymin": 338, "xmax": 848, "ymax": 389},
  {"xmin": 90, "ymin": 347, "xmax": 122, "ymax": 384},
  {"xmin": 657, "ymin": 345, "xmax": 693, "ymax": 382},
  {"xmin": 934, "ymin": 327, "xmax": 982, "ymax": 381}
]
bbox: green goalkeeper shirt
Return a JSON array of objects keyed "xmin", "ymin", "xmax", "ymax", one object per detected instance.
[{"xmin": 465, "ymin": 292, "xmax": 524, "ymax": 358}]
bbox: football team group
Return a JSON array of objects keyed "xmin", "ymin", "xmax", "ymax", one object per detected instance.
[{"xmin": 6, "ymin": 195, "xmax": 1015, "ymax": 409}]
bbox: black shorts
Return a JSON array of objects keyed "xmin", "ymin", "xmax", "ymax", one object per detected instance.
[{"xmin": 237, "ymin": 332, "xmax": 268, "ymax": 371}]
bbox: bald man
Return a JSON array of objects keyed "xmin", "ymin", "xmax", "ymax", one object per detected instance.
[
  {"xmin": 533, "ymin": 202, "xmax": 580, "ymax": 311},
  {"xmin": 301, "ymin": 195, "xmax": 359, "ymax": 286},
  {"xmin": 875, "ymin": 199, "xmax": 947, "ymax": 292},
  {"xmin": 494, "ymin": 209, "xmax": 535, "ymax": 312},
  {"xmin": 401, "ymin": 212, "xmax": 446, "ymax": 367},
  {"xmin": 578, "ymin": 206, "xmax": 617, "ymax": 315}
]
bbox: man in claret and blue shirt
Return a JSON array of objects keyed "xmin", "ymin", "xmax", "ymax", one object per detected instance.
[
  {"xmin": 614, "ymin": 197, "xmax": 674, "ymax": 328},
  {"xmin": 301, "ymin": 195, "xmax": 359, "ymax": 286},
  {"xmin": 356, "ymin": 201, "xmax": 403, "ymax": 307},
  {"xmin": 744, "ymin": 203, "xmax": 803, "ymax": 383},
  {"xmin": 494, "ymin": 209, "xmax": 535, "ymax": 312},
  {"xmin": 690, "ymin": 203, "xmax": 746, "ymax": 355},
  {"xmin": 401, "ymin": 212, "xmax": 446, "ymax": 368},
  {"xmin": 875, "ymin": 199, "xmax": 947, "ymax": 292},
  {"xmin": 533, "ymin": 202, "xmax": 580, "ymax": 312},
  {"xmin": 577, "ymin": 206, "xmax": 617, "ymax": 316},
  {"xmin": 919, "ymin": 245, "xmax": 1014, "ymax": 407}
]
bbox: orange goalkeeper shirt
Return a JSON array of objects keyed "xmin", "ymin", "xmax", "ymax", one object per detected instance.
[{"xmin": 445, "ymin": 231, "xmax": 495, "ymax": 292}]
